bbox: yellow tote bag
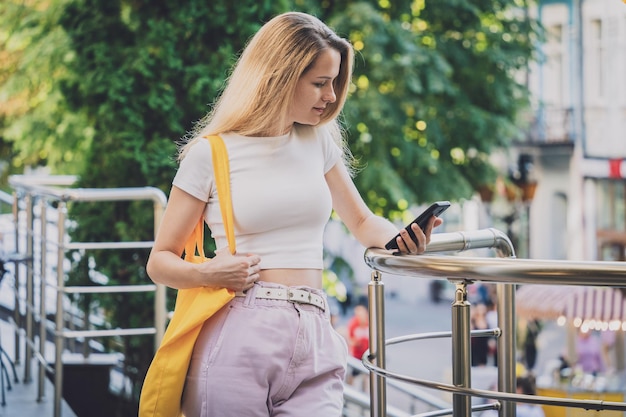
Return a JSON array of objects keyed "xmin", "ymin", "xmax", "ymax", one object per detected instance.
[{"xmin": 139, "ymin": 135, "xmax": 235, "ymax": 417}]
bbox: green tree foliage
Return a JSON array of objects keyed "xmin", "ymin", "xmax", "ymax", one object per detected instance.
[
  {"xmin": 59, "ymin": 0, "xmax": 290, "ymax": 191},
  {"xmin": 0, "ymin": 1, "xmax": 92, "ymax": 180},
  {"xmin": 322, "ymin": 0, "xmax": 540, "ymax": 218}
]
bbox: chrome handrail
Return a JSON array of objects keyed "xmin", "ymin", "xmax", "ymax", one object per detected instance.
[
  {"xmin": 346, "ymin": 355, "xmax": 452, "ymax": 413},
  {"xmin": 0, "ymin": 190, "xmax": 13, "ymax": 206},
  {"xmin": 422, "ymin": 228, "xmax": 515, "ymax": 258},
  {"xmin": 366, "ymin": 251, "xmax": 626, "ymax": 286},
  {"xmin": 362, "ymin": 228, "xmax": 626, "ymax": 417}
]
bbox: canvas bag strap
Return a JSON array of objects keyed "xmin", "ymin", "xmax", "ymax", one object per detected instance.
[
  {"xmin": 184, "ymin": 135, "xmax": 235, "ymax": 261},
  {"xmin": 207, "ymin": 135, "xmax": 236, "ymax": 254}
]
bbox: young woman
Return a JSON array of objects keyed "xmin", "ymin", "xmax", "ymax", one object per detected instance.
[{"xmin": 146, "ymin": 11, "xmax": 442, "ymax": 417}]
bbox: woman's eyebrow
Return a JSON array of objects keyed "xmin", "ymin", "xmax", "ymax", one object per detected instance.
[{"xmin": 315, "ymin": 75, "xmax": 337, "ymax": 81}]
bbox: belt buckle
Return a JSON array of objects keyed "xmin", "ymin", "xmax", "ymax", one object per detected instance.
[
  {"xmin": 287, "ymin": 289, "xmax": 323, "ymax": 311},
  {"xmin": 287, "ymin": 290, "xmax": 298, "ymax": 303},
  {"xmin": 287, "ymin": 290, "xmax": 311, "ymax": 304}
]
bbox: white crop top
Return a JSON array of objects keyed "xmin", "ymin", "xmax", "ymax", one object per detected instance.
[{"xmin": 172, "ymin": 125, "xmax": 342, "ymax": 269}]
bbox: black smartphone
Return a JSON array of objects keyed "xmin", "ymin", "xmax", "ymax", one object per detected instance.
[{"xmin": 385, "ymin": 201, "xmax": 451, "ymax": 250}]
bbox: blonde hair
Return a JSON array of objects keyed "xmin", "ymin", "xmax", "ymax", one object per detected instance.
[{"xmin": 180, "ymin": 12, "xmax": 354, "ymax": 159}]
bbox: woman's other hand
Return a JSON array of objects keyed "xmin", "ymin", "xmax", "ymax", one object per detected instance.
[{"xmin": 198, "ymin": 250, "xmax": 261, "ymax": 292}]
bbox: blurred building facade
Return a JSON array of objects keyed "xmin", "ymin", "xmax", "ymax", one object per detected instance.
[{"xmin": 514, "ymin": 0, "xmax": 626, "ymax": 262}]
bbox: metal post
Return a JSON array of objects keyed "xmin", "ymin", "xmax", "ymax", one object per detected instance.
[
  {"xmin": 11, "ymin": 191, "xmax": 21, "ymax": 364},
  {"xmin": 153, "ymin": 199, "xmax": 166, "ymax": 348},
  {"xmin": 54, "ymin": 202, "xmax": 67, "ymax": 417},
  {"xmin": 24, "ymin": 193, "xmax": 34, "ymax": 383},
  {"xmin": 38, "ymin": 198, "xmax": 47, "ymax": 401},
  {"xmin": 497, "ymin": 283, "xmax": 516, "ymax": 417},
  {"xmin": 368, "ymin": 270, "xmax": 387, "ymax": 417},
  {"xmin": 451, "ymin": 280, "xmax": 472, "ymax": 417}
]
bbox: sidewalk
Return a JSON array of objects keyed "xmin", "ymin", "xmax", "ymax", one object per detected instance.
[{"xmin": 0, "ymin": 318, "xmax": 77, "ymax": 417}]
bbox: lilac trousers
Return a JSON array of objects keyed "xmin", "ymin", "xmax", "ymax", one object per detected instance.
[{"xmin": 181, "ymin": 282, "xmax": 348, "ymax": 417}]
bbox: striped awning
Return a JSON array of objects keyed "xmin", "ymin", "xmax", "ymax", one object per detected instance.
[{"xmin": 516, "ymin": 285, "xmax": 626, "ymax": 330}]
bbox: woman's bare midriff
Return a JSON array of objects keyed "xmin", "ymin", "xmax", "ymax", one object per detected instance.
[{"xmin": 259, "ymin": 269, "xmax": 323, "ymax": 289}]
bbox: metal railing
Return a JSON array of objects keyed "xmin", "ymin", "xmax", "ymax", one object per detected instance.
[
  {"xmin": 6, "ymin": 178, "xmax": 626, "ymax": 417},
  {"xmin": 362, "ymin": 228, "xmax": 626, "ymax": 417},
  {"xmin": 345, "ymin": 355, "xmax": 452, "ymax": 416},
  {"xmin": 4, "ymin": 175, "xmax": 167, "ymax": 417},
  {"xmin": 1, "ymin": 188, "xmax": 34, "ymax": 369}
]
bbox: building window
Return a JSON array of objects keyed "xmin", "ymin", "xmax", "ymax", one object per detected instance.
[
  {"xmin": 595, "ymin": 180, "xmax": 626, "ymax": 261},
  {"xmin": 545, "ymin": 24, "xmax": 564, "ymax": 107},
  {"xmin": 585, "ymin": 18, "xmax": 604, "ymax": 101}
]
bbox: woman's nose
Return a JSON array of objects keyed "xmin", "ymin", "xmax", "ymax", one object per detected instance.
[{"xmin": 323, "ymin": 85, "xmax": 336, "ymax": 103}]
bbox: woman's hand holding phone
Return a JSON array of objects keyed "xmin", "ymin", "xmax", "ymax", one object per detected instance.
[{"xmin": 385, "ymin": 201, "xmax": 450, "ymax": 254}]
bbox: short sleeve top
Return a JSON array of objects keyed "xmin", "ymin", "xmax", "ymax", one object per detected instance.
[{"xmin": 172, "ymin": 125, "xmax": 342, "ymax": 269}]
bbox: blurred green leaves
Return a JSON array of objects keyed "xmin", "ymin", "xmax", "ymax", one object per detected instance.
[{"xmin": 328, "ymin": 1, "xmax": 540, "ymax": 219}]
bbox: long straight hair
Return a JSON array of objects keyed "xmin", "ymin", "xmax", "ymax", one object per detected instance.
[{"xmin": 180, "ymin": 12, "xmax": 354, "ymax": 159}]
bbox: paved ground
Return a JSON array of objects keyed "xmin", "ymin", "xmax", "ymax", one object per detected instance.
[{"xmin": 0, "ymin": 318, "xmax": 77, "ymax": 417}]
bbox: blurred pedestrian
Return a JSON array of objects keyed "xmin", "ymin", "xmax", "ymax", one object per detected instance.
[
  {"xmin": 471, "ymin": 303, "xmax": 490, "ymax": 367},
  {"xmin": 600, "ymin": 330, "xmax": 616, "ymax": 372},
  {"xmin": 485, "ymin": 299, "xmax": 498, "ymax": 366},
  {"xmin": 516, "ymin": 375, "xmax": 545, "ymax": 417},
  {"xmin": 346, "ymin": 304, "xmax": 369, "ymax": 390},
  {"xmin": 576, "ymin": 330, "xmax": 605, "ymax": 375},
  {"xmin": 523, "ymin": 319, "xmax": 542, "ymax": 372}
]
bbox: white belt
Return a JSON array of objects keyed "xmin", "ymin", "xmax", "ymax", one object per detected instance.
[{"xmin": 236, "ymin": 287, "xmax": 326, "ymax": 311}]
